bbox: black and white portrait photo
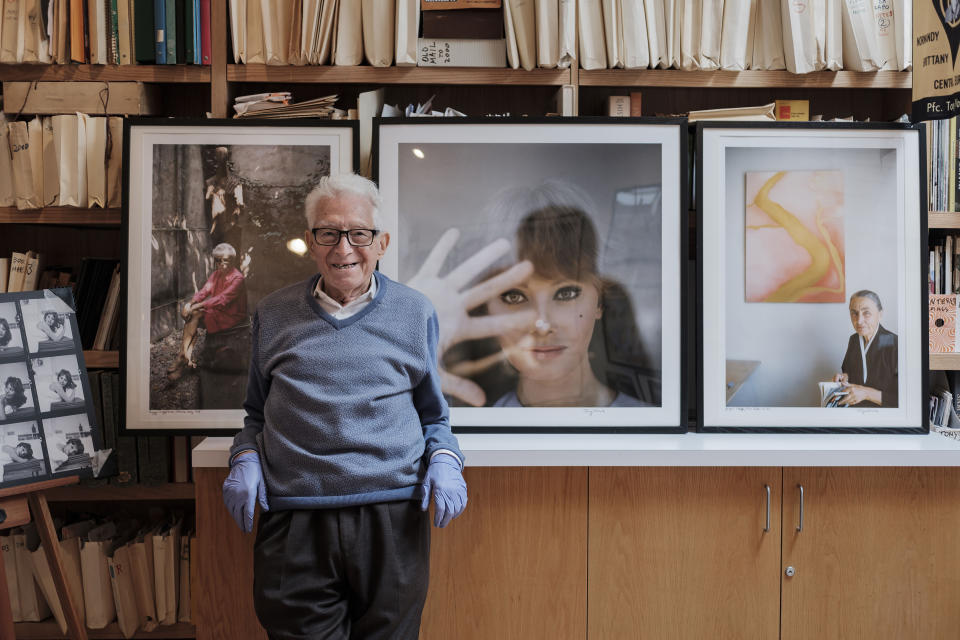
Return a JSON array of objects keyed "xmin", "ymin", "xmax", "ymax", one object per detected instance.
[
  {"xmin": 41, "ymin": 413, "xmax": 95, "ymax": 474},
  {"xmin": 125, "ymin": 121, "xmax": 357, "ymax": 432},
  {"xmin": 0, "ymin": 302, "xmax": 24, "ymax": 358},
  {"xmin": 0, "ymin": 420, "xmax": 47, "ymax": 484},
  {"xmin": 20, "ymin": 297, "xmax": 76, "ymax": 355},
  {"xmin": 31, "ymin": 353, "xmax": 85, "ymax": 414},
  {"xmin": 0, "ymin": 361, "xmax": 35, "ymax": 422},
  {"xmin": 377, "ymin": 120, "xmax": 685, "ymax": 431}
]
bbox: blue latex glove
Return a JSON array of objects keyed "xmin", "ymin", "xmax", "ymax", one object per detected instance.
[
  {"xmin": 222, "ymin": 451, "xmax": 269, "ymax": 533},
  {"xmin": 420, "ymin": 453, "xmax": 467, "ymax": 528}
]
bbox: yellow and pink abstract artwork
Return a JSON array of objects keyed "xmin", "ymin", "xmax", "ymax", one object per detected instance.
[{"xmin": 745, "ymin": 170, "xmax": 845, "ymax": 303}]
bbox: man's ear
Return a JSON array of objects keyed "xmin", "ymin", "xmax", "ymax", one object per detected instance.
[{"xmin": 378, "ymin": 231, "xmax": 391, "ymax": 257}]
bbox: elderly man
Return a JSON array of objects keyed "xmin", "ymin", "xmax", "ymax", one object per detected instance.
[{"xmin": 222, "ymin": 173, "xmax": 467, "ymax": 640}]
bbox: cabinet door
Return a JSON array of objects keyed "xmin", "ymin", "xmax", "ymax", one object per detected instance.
[
  {"xmin": 782, "ymin": 467, "xmax": 960, "ymax": 640},
  {"xmin": 195, "ymin": 468, "xmax": 269, "ymax": 640},
  {"xmin": 589, "ymin": 468, "xmax": 781, "ymax": 640},
  {"xmin": 421, "ymin": 467, "xmax": 588, "ymax": 639}
]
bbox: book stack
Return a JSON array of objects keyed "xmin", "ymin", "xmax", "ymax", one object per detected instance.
[
  {"xmin": 1, "ymin": 513, "xmax": 195, "ymax": 634},
  {"xmin": 929, "ymin": 232, "xmax": 960, "ymax": 295},
  {"xmin": 0, "ymin": 0, "xmax": 211, "ymax": 65},
  {"xmin": 0, "ymin": 113, "xmax": 124, "ymax": 211}
]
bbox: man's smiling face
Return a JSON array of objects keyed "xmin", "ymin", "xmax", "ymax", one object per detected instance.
[{"xmin": 305, "ymin": 193, "xmax": 389, "ymax": 305}]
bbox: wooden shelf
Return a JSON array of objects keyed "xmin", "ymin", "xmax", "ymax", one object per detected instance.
[
  {"xmin": 83, "ymin": 350, "xmax": 119, "ymax": 368},
  {"xmin": 228, "ymin": 64, "xmax": 572, "ymax": 85},
  {"xmin": 0, "ymin": 63, "xmax": 209, "ymax": 83},
  {"xmin": 578, "ymin": 69, "xmax": 911, "ymax": 89},
  {"xmin": 929, "ymin": 212, "xmax": 960, "ymax": 229},
  {"xmin": 44, "ymin": 482, "xmax": 195, "ymax": 501},
  {"xmin": 930, "ymin": 354, "xmax": 960, "ymax": 370},
  {"xmin": 0, "ymin": 207, "xmax": 121, "ymax": 225},
  {"xmin": 14, "ymin": 621, "xmax": 195, "ymax": 638}
]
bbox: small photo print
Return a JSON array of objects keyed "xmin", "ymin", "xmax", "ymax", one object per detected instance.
[
  {"xmin": 31, "ymin": 354, "xmax": 86, "ymax": 414},
  {"xmin": 0, "ymin": 420, "xmax": 47, "ymax": 483},
  {"xmin": 0, "ymin": 361, "xmax": 36, "ymax": 422},
  {"xmin": 42, "ymin": 414, "xmax": 95, "ymax": 474},
  {"xmin": 0, "ymin": 302, "xmax": 25, "ymax": 358},
  {"xmin": 20, "ymin": 298, "xmax": 76, "ymax": 354}
]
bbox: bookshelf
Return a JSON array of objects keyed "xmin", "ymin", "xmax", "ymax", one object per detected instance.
[
  {"xmin": 578, "ymin": 69, "xmax": 912, "ymax": 89},
  {"xmin": 0, "ymin": 3, "xmax": 946, "ymax": 639},
  {"xmin": 14, "ymin": 621, "xmax": 196, "ymax": 639},
  {"xmin": 43, "ymin": 482, "xmax": 195, "ymax": 502}
]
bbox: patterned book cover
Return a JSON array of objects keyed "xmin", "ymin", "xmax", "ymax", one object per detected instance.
[{"xmin": 930, "ymin": 294, "xmax": 958, "ymax": 353}]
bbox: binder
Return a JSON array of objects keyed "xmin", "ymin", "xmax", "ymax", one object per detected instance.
[
  {"xmin": 133, "ymin": 0, "xmax": 155, "ymax": 63},
  {"xmin": 534, "ymin": 0, "xmax": 558, "ymax": 68},
  {"xmin": 506, "ymin": 0, "xmax": 535, "ymax": 70},
  {"xmin": 362, "ymin": 0, "xmax": 394, "ymax": 67},
  {"xmin": 333, "ymin": 0, "xmax": 361, "ymax": 65},
  {"xmin": 154, "ymin": 0, "xmax": 166, "ymax": 63},
  {"xmin": 621, "ymin": 0, "xmax": 650, "ymax": 69},
  {"xmin": 557, "ymin": 0, "xmax": 574, "ymax": 67},
  {"xmin": 577, "ymin": 0, "xmax": 606, "ymax": 69},
  {"xmin": 600, "ymin": 0, "xmax": 620, "ymax": 68},
  {"xmin": 228, "ymin": 0, "xmax": 244, "ymax": 61},
  {"xmin": 395, "ymin": 0, "xmax": 418, "ymax": 65},
  {"xmin": 719, "ymin": 0, "xmax": 756, "ymax": 71}
]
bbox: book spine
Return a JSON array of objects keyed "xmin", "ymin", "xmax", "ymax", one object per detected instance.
[
  {"xmin": 109, "ymin": 0, "xmax": 119, "ymax": 64},
  {"xmin": 164, "ymin": 0, "xmax": 175, "ymax": 62},
  {"xmin": 199, "ymin": 0, "xmax": 209, "ymax": 63},
  {"xmin": 153, "ymin": 0, "xmax": 165, "ymax": 62}
]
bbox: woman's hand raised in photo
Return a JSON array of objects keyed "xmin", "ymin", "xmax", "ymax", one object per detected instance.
[{"xmin": 407, "ymin": 228, "xmax": 535, "ymax": 407}]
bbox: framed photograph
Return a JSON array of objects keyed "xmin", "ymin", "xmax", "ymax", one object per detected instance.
[
  {"xmin": 0, "ymin": 289, "xmax": 111, "ymax": 488},
  {"xmin": 697, "ymin": 122, "xmax": 925, "ymax": 432},
  {"xmin": 375, "ymin": 118, "xmax": 687, "ymax": 432},
  {"xmin": 124, "ymin": 119, "xmax": 358, "ymax": 433}
]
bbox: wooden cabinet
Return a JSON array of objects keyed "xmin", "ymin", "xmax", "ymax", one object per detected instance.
[
  {"xmin": 781, "ymin": 467, "xmax": 960, "ymax": 640},
  {"xmin": 588, "ymin": 468, "xmax": 781, "ymax": 640},
  {"xmin": 418, "ymin": 467, "xmax": 587, "ymax": 639},
  {"xmin": 193, "ymin": 465, "xmax": 960, "ymax": 640}
]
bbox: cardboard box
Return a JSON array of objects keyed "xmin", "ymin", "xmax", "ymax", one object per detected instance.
[
  {"xmin": 775, "ymin": 99, "xmax": 810, "ymax": 121},
  {"xmin": 417, "ymin": 38, "xmax": 506, "ymax": 67},
  {"xmin": 421, "ymin": 0, "xmax": 501, "ymax": 9},
  {"xmin": 607, "ymin": 95, "xmax": 631, "ymax": 117},
  {"xmin": 2, "ymin": 82, "xmax": 161, "ymax": 115}
]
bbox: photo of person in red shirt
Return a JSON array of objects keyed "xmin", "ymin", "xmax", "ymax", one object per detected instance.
[{"xmin": 168, "ymin": 242, "xmax": 247, "ymax": 381}]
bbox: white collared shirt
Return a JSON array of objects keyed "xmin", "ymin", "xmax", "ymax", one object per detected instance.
[
  {"xmin": 858, "ymin": 331, "xmax": 876, "ymax": 384},
  {"xmin": 313, "ymin": 274, "xmax": 378, "ymax": 319}
]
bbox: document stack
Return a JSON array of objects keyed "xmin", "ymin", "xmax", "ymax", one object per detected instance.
[{"xmin": 232, "ymin": 93, "xmax": 339, "ymax": 119}]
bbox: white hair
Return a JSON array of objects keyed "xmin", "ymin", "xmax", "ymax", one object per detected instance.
[
  {"xmin": 211, "ymin": 242, "xmax": 236, "ymax": 259},
  {"xmin": 304, "ymin": 173, "xmax": 384, "ymax": 230}
]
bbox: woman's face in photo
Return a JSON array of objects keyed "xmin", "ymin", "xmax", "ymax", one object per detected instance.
[
  {"xmin": 4, "ymin": 383, "xmax": 13, "ymax": 398},
  {"xmin": 58, "ymin": 373, "xmax": 68, "ymax": 387},
  {"xmin": 0, "ymin": 322, "xmax": 8, "ymax": 340},
  {"xmin": 215, "ymin": 255, "xmax": 232, "ymax": 273},
  {"xmin": 44, "ymin": 313, "xmax": 56, "ymax": 327},
  {"xmin": 488, "ymin": 275, "xmax": 602, "ymax": 383}
]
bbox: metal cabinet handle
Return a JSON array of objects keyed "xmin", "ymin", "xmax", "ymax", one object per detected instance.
[
  {"xmin": 796, "ymin": 484, "xmax": 804, "ymax": 532},
  {"xmin": 763, "ymin": 484, "xmax": 771, "ymax": 533}
]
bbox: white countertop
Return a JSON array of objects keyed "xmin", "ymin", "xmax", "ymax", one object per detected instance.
[{"xmin": 193, "ymin": 432, "xmax": 960, "ymax": 467}]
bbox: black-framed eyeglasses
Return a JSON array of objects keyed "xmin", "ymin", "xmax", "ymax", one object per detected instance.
[{"xmin": 311, "ymin": 228, "xmax": 380, "ymax": 247}]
